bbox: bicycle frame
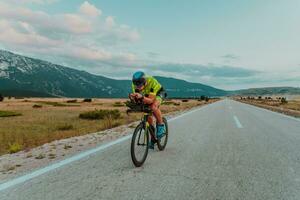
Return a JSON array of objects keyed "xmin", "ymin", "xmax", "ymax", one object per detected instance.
[{"xmin": 137, "ymin": 112, "xmax": 157, "ymax": 146}]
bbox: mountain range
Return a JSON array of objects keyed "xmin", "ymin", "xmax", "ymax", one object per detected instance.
[
  {"xmin": 0, "ymin": 50, "xmax": 299, "ymax": 98},
  {"xmin": 0, "ymin": 50, "xmax": 227, "ymax": 98}
]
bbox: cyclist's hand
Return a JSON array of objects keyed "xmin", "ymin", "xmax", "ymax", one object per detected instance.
[
  {"xmin": 129, "ymin": 93, "xmax": 142, "ymax": 103},
  {"xmin": 129, "ymin": 93, "xmax": 135, "ymax": 101},
  {"xmin": 135, "ymin": 93, "xmax": 143, "ymax": 100}
]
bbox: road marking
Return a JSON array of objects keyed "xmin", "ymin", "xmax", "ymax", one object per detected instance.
[
  {"xmin": 0, "ymin": 103, "xmax": 211, "ymax": 192},
  {"xmin": 0, "ymin": 135, "xmax": 132, "ymax": 192},
  {"xmin": 233, "ymin": 115, "xmax": 243, "ymax": 128}
]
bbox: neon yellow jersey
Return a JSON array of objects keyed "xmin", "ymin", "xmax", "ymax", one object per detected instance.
[{"xmin": 131, "ymin": 76, "xmax": 162, "ymax": 97}]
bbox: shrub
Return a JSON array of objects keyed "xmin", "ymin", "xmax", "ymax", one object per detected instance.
[
  {"xmin": 48, "ymin": 153, "xmax": 56, "ymax": 159},
  {"xmin": 64, "ymin": 144, "xmax": 72, "ymax": 150},
  {"xmin": 0, "ymin": 110, "xmax": 22, "ymax": 117},
  {"xmin": 200, "ymin": 95, "xmax": 206, "ymax": 101},
  {"xmin": 8, "ymin": 143, "xmax": 22, "ymax": 154},
  {"xmin": 0, "ymin": 94, "xmax": 3, "ymax": 102},
  {"xmin": 83, "ymin": 98, "xmax": 92, "ymax": 102},
  {"xmin": 66, "ymin": 99, "xmax": 77, "ymax": 103},
  {"xmin": 56, "ymin": 124, "xmax": 74, "ymax": 131},
  {"xmin": 281, "ymin": 97, "xmax": 288, "ymax": 104},
  {"xmin": 181, "ymin": 99, "xmax": 189, "ymax": 102},
  {"xmin": 113, "ymin": 101, "xmax": 124, "ymax": 107},
  {"xmin": 35, "ymin": 153, "xmax": 45, "ymax": 159},
  {"xmin": 45, "ymin": 102, "xmax": 66, "ymax": 106},
  {"xmin": 79, "ymin": 109, "xmax": 121, "ymax": 120},
  {"xmin": 32, "ymin": 104, "xmax": 43, "ymax": 108}
]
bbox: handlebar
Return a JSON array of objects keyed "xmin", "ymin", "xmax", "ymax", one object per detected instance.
[{"xmin": 126, "ymin": 99, "xmax": 152, "ymax": 115}]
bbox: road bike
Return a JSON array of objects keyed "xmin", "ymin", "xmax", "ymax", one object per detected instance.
[{"xmin": 126, "ymin": 100, "xmax": 168, "ymax": 167}]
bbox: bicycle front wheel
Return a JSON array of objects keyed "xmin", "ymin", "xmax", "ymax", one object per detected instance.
[{"xmin": 131, "ymin": 123, "xmax": 149, "ymax": 167}]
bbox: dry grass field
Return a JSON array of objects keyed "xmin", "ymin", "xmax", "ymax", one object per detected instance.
[
  {"xmin": 0, "ymin": 98, "xmax": 217, "ymax": 155},
  {"xmin": 236, "ymin": 96, "xmax": 300, "ymax": 118}
]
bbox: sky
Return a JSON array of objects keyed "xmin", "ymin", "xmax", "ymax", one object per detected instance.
[{"xmin": 0, "ymin": 0, "xmax": 299, "ymax": 90}]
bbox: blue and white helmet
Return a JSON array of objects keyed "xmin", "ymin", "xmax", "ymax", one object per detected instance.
[{"xmin": 132, "ymin": 71, "xmax": 146, "ymax": 88}]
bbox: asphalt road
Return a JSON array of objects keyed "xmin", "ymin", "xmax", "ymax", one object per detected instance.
[{"xmin": 1, "ymin": 99, "xmax": 300, "ymax": 200}]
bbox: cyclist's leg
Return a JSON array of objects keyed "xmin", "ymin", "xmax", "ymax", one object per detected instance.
[
  {"xmin": 151, "ymin": 97, "xmax": 163, "ymax": 124},
  {"xmin": 147, "ymin": 115, "xmax": 156, "ymax": 148}
]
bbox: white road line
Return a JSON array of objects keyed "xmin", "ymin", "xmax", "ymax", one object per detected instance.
[
  {"xmin": 0, "ymin": 135, "xmax": 132, "ymax": 192},
  {"xmin": 0, "ymin": 103, "xmax": 209, "ymax": 192},
  {"xmin": 233, "ymin": 115, "xmax": 243, "ymax": 128}
]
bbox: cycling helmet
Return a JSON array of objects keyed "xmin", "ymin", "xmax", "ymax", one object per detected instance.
[{"xmin": 132, "ymin": 71, "xmax": 146, "ymax": 88}]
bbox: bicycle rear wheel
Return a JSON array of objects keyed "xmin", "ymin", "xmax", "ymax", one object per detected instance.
[
  {"xmin": 157, "ymin": 117, "xmax": 168, "ymax": 151},
  {"xmin": 131, "ymin": 123, "xmax": 149, "ymax": 167}
]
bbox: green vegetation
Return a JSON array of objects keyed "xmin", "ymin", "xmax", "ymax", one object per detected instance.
[
  {"xmin": 39, "ymin": 101, "xmax": 67, "ymax": 106},
  {"xmin": 83, "ymin": 98, "xmax": 92, "ymax": 102},
  {"xmin": 32, "ymin": 104, "xmax": 43, "ymax": 108},
  {"xmin": 35, "ymin": 153, "xmax": 45, "ymax": 159},
  {"xmin": 79, "ymin": 109, "xmax": 121, "ymax": 120},
  {"xmin": 8, "ymin": 143, "xmax": 22, "ymax": 154},
  {"xmin": 64, "ymin": 144, "xmax": 72, "ymax": 150},
  {"xmin": 66, "ymin": 99, "xmax": 77, "ymax": 103},
  {"xmin": 48, "ymin": 153, "xmax": 56, "ymax": 159},
  {"xmin": 0, "ymin": 110, "xmax": 22, "ymax": 117},
  {"xmin": 281, "ymin": 97, "xmax": 288, "ymax": 104},
  {"xmin": 113, "ymin": 101, "xmax": 125, "ymax": 107}
]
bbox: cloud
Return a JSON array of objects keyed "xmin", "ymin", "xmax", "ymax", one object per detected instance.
[
  {"xmin": 0, "ymin": 1, "xmax": 140, "ymax": 66},
  {"xmin": 75, "ymin": 61, "xmax": 261, "ymax": 88},
  {"xmin": 105, "ymin": 16, "xmax": 115, "ymax": 28},
  {"xmin": 63, "ymin": 14, "xmax": 92, "ymax": 34},
  {"xmin": 0, "ymin": 20, "xmax": 61, "ymax": 47},
  {"xmin": 222, "ymin": 54, "xmax": 240, "ymax": 60},
  {"xmin": 79, "ymin": 1, "xmax": 102, "ymax": 17},
  {"xmin": 148, "ymin": 63, "xmax": 259, "ymax": 78},
  {"xmin": 147, "ymin": 52, "xmax": 160, "ymax": 58}
]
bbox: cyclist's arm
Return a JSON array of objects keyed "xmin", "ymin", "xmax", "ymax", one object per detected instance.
[
  {"xmin": 129, "ymin": 84, "xmax": 139, "ymax": 102},
  {"xmin": 143, "ymin": 94, "xmax": 156, "ymax": 104}
]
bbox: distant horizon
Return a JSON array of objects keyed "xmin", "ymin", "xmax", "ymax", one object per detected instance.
[{"xmin": 0, "ymin": 0, "xmax": 299, "ymax": 90}]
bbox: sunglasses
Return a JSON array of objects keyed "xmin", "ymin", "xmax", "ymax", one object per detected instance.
[{"xmin": 133, "ymin": 79, "xmax": 145, "ymax": 86}]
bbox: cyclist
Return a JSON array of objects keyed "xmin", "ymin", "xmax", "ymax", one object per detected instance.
[{"xmin": 129, "ymin": 71, "xmax": 166, "ymax": 149}]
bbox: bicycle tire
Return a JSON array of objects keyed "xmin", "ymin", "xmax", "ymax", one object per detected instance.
[
  {"xmin": 157, "ymin": 117, "xmax": 168, "ymax": 151},
  {"xmin": 131, "ymin": 123, "xmax": 149, "ymax": 167}
]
